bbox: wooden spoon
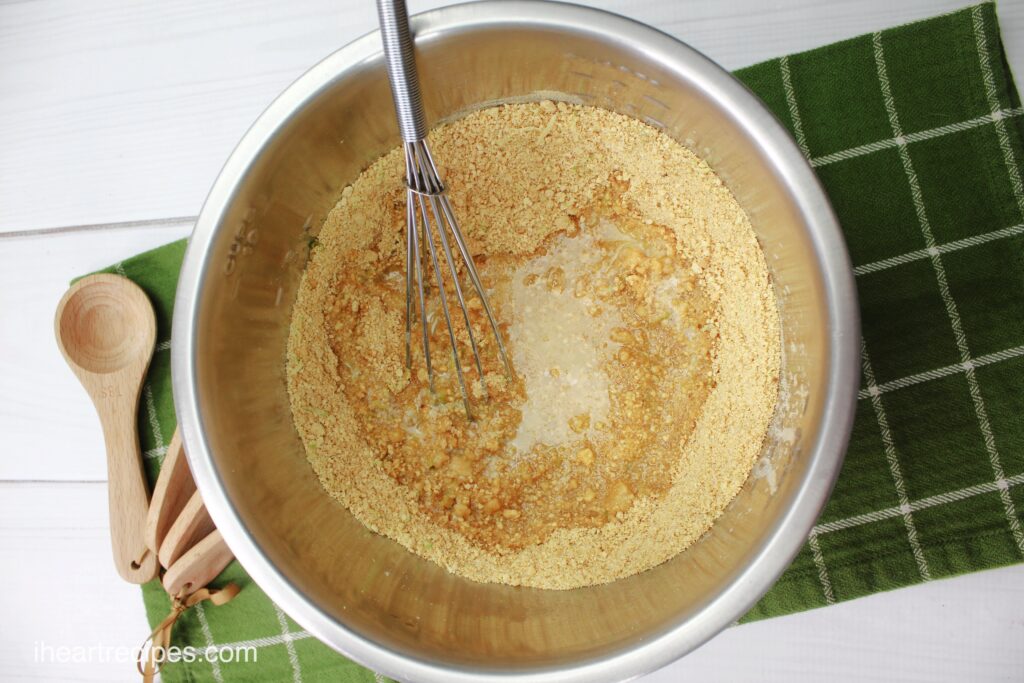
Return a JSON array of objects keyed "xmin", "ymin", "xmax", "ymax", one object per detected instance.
[
  {"xmin": 145, "ymin": 428, "xmax": 196, "ymax": 553},
  {"xmin": 158, "ymin": 490, "xmax": 215, "ymax": 569},
  {"xmin": 55, "ymin": 273, "xmax": 160, "ymax": 583},
  {"xmin": 162, "ymin": 530, "xmax": 233, "ymax": 596}
]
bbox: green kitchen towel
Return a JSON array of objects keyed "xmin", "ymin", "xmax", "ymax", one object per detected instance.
[{"xmin": 94, "ymin": 3, "xmax": 1024, "ymax": 680}]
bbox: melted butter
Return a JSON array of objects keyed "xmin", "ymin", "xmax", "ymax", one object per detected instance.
[{"xmin": 507, "ymin": 221, "xmax": 637, "ymax": 453}]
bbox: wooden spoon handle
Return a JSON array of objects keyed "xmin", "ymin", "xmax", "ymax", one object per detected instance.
[
  {"xmin": 162, "ymin": 530, "xmax": 233, "ymax": 596},
  {"xmin": 97, "ymin": 390, "xmax": 160, "ymax": 583},
  {"xmin": 158, "ymin": 490, "xmax": 215, "ymax": 569},
  {"xmin": 145, "ymin": 428, "xmax": 196, "ymax": 553}
]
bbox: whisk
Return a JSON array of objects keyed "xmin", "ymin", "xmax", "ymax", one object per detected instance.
[{"xmin": 377, "ymin": 0, "xmax": 512, "ymax": 419}]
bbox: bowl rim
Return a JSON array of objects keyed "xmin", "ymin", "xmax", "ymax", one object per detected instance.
[{"xmin": 172, "ymin": 2, "xmax": 860, "ymax": 681}]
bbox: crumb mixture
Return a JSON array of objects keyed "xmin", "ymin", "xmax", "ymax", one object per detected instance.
[{"xmin": 286, "ymin": 102, "xmax": 780, "ymax": 589}]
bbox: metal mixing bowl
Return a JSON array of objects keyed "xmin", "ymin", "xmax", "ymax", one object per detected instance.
[{"xmin": 171, "ymin": 2, "xmax": 860, "ymax": 680}]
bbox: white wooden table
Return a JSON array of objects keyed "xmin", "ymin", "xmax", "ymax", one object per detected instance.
[{"xmin": 3, "ymin": 1, "xmax": 1023, "ymax": 681}]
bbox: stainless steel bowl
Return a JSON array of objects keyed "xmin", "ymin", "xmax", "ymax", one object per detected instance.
[{"xmin": 172, "ymin": 2, "xmax": 860, "ymax": 680}]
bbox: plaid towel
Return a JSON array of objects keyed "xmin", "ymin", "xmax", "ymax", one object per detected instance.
[{"xmin": 93, "ymin": 3, "xmax": 1024, "ymax": 680}]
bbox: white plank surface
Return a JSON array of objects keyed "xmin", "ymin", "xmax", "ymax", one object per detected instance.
[
  {"xmin": 1, "ymin": 0, "xmax": 1023, "ymax": 233},
  {"xmin": 3, "ymin": 0, "xmax": 1024, "ymax": 681},
  {"xmin": 660, "ymin": 564, "xmax": 1024, "ymax": 682},
  {"xmin": 0, "ymin": 483, "xmax": 150, "ymax": 683}
]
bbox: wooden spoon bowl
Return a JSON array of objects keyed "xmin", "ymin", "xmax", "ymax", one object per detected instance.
[{"xmin": 57, "ymin": 276, "xmax": 156, "ymax": 374}]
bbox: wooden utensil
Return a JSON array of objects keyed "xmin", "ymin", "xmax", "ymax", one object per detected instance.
[
  {"xmin": 55, "ymin": 273, "xmax": 160, "ymax": 583},
  {"xmin": 145, "ymin": 428, "xmax": 196, "ymax": 553},
  {"xmin": 162, "ymin": 530, "xmax": 233, "ymax": 596},
  {"xmin": 158, "ymin": 490, "xmax": 216, "ymax": 568}
]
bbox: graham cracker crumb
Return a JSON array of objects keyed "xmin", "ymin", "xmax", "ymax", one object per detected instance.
[{"xmin": 286, "ymin": 102, "xmax": 780, "ymax": 589}]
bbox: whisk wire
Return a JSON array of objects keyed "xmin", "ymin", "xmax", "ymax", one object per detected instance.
[
  {"xmin": 415, "ymin": 190, "xmax": 474, "ymax": 418},
  {"xmin": 404, "ymin": 144, "xmax": 434, "ymax": 392},
  {"xmin": 413, "ymin": 150, "xmax": 489, "ymax": 399},
  {"xmin": 424, "ymin": 156, "xmax": 514, "ymax": 375},
  {"xmin": 402, "ymin": 138, "xmax": 512, "ymax": 418},
  {"xmin": 403, "ymin": 154, "xmax": 415, "ymax": 370}
]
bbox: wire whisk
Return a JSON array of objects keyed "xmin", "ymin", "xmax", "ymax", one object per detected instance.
[{"xmin": 378, "ymin": 0, "xmax": 511, "ymax": 418}]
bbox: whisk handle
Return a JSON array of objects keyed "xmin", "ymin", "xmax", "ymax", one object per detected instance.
[{"xmin": 377, "ymin": 0, "xmax": 428, "ymax": 143}]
